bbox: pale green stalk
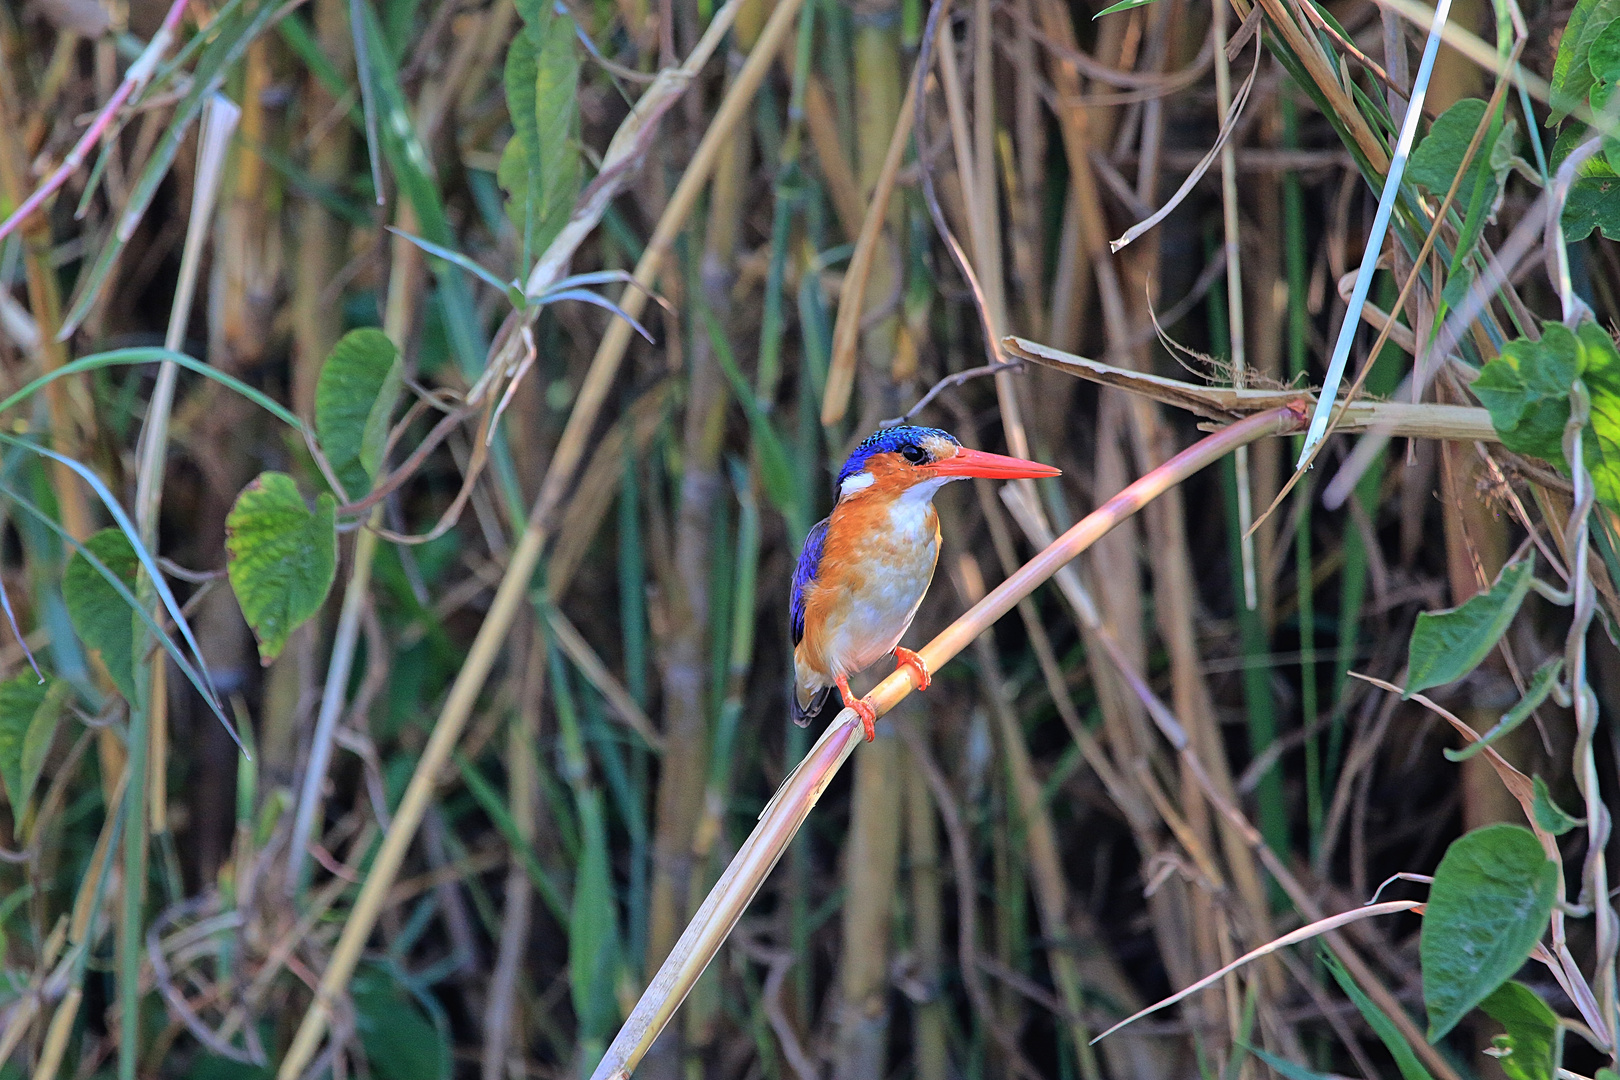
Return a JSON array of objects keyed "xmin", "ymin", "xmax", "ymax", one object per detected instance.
[
  {"xmin": 1213, "ymin": 0, "xmax": 1256, "ymax": 610},
  {"xmin": 287, "ymin": 215, "xmax": 414, "ymax": 894},
  {"xmin": 121, "ymin": 92, "xmax": 238, "ymax": 1080}
]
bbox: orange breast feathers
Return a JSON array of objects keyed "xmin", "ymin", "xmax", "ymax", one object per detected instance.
[{"xmin": 795, "ymin": 474, "xmax": 943, "ymax": 684}]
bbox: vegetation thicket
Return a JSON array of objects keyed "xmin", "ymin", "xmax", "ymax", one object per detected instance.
[{"xmin": 0, "ymin": 0, "xmax": 1618, "ymax": 1076}]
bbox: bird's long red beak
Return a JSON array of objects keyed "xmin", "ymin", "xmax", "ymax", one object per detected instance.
[{"xmin": 922, "ymin": 447, "xmax": 1062, "ymax": 479}]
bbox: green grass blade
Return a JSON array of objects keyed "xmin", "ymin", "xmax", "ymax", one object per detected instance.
[{"xmin": 0, "ymin": 347, "xmax": 304, "ymax": 431}]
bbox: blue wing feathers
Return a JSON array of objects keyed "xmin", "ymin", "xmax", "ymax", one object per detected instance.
[{"xmin": 790, "ymin": 517, "xmax": 830, "ymax": 646}]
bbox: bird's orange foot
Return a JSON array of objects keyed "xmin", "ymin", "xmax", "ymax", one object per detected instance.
[
  {"xmin": 836, "ymin": 675, "xmax": 879, "ymax": 742},
  {"xmin": 893, "ymin": 647, "xmax": 930, "ymax": 691},
  {"xmin": 850, "ymin": 699, "xmax": 877, "ymax": 741}
]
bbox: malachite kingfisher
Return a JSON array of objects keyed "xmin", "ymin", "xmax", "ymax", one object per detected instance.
[{"xmin": 790, "ymin": 426, "xmax": 1062, "ymax": 740}]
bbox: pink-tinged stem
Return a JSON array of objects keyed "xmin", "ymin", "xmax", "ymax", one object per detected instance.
[
  {"xmin": 879, "ymin": 405, "xmax": 1305, "ymax": 718},
  {"xmin": 590, "ymin": 404, "xmax": 1305, "ymax": 1080},
  {"xmin": 0, "ymin": 0, "xmax": 187, "ymax": 247}
]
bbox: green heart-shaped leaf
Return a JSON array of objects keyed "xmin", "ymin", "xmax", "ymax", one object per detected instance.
[{"xmin": 226, "ymin": 473, "xmax": 337, "ymax": 665}]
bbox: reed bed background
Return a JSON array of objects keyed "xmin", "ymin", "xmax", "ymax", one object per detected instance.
[{"xmin": 0, "ymin": 0, "xmax": 1615, "ymax": 1076}]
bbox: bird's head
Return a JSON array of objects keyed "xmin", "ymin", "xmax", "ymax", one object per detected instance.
[{"xmin": 834, "ymin": 426, "xmax": 1061, "ymax": 503}]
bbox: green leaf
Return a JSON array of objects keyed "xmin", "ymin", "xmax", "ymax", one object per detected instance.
[
  {"xmin": 1421, "ymin": 824, "xmax": 1559, "ymax": 1042},
  {"xmin": 315, "ymin": 328, "xmax": 402, "ymax": 500},
  {"xmin": 225, "ymin": 473, "xmax": 338, "ymax": 665},
  {"xmin": 1409, "ymin": 99, "xmax": 1497, "ymax": 210},
  {"xmin": 1552, "ymin": 0, "xmax": 1599, "ymax": 113},
  {"xmin": 0, "ymin": 473, "xmax": 238, "ymax": 746},
  {"xmin": 1577, "ymin": 321, "xmax": 1620, "ymax": 513},
  {"xmin": 183, "ymin": 1053, "xmax": 272, "ymax": 1080},
  {"xmin": 1435, "ymin": 109, "xmax": 1523, "ymax": 282},
  {"xmin": 1594, "ymin": 19, "xmax": 1620, "ymax": 111},
  {"xmin": 387, "ymin": 227, "xmax": 525, "ymax": 306},
  {"xmin": 1093, "ymin": 0, "xmax": 1161, "ymax": 16},
  {"xmin": 1489, "ymin": 119, "xmax": 1524, "ymax": 183},
  {"xmin": 1321, "ymin": 947, "xmax": 1434, "ymax": 1080},
  {"xmin": 1554, "ymin": 121, "xmax": 1618, "ymax": 173},
  {"xmin": 1471, "ymin": 322, "xmax": 1620, "ymax": 515},
  {"xmin": 1549, "ymin": 0, "xmax": 1620, "ymax": 125},
  {"xmin": 1440, "ymin": 263, "xmax": 1477, "ymax": 313},
  {"xmin": 1590, "ymin": 22, "xmax": 1620, "ymax": 172},
  {"xmin": 1240, "ymin": 1045, "xmax": 1335, "ymax": 1080},
  {"xmin": 530, "ymin": 16, "xmax": 581, "ymax": 248},
  {"xmin": 497, "ymin": 1, "xmax": 581, "ymax": 268},
  {"xmin": 496, "ymin": 127, "xmax": 537, "ymax": 260},
  {"xmin": 352, "ymin": 968, "xmax": 450, "ymax": 1080},
  {"xmin": 570, "ymin": 793, "xmax": 620, "ymax": 1042},
  {"xmin": 62, "ymin": 528, "xmax": 141, "ymax": 700},
  {"xmin": 1479, "ymin": 981, "xmax": 1561, "ymax": 1080},
  {"xmin": 1563, "ymin": 173, "xmax": 1620, "ymax": 240},
  {"xmin": 1406, "ymin": 555, "xmax": 1535, "ymax": 697},
  {"xmin": 705, "ymin": 311, "xmax": 798, "ymax": 517},
  {"xmin": 1452, "ymin": 116, "xmax": 1520, "ymax": 262},
  {"xmin": 1530, "ymin": 776, "xmax": 1584, "ymax": 835},
  {"xmin": 452, "ymin": 752, "xmax": 568, "ymax": 923},
  {"xmin": 1444, "ymin": 656, "xmax": 1562, "ymax": 761},
  {"xmin": 1474, "ymin": 328, "xmax": 1582, "ymax": 464},
  {"xmin": 0, "ymin": 674, "xmax": 66, "ymax": 812}
]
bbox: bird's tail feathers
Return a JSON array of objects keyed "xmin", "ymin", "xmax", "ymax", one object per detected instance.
[
  {"xmin": 792, "ymin": 684, "xmax": 834, "ymax": 727},
  {"xmin": 792, "ymin": 653, "xmax": 834, "ymax": 727}
]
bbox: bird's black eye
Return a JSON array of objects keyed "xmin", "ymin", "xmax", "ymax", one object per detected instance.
[{"xmin": 900, "ymin": 443, "xmax": 929, "ymax": 464}]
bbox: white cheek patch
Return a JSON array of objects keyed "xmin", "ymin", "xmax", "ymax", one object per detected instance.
[{"xmin": 840, "ymin": 471, "xmax": 875, "ymax": 497}]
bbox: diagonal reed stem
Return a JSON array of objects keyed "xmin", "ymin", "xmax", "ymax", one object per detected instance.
[{"xmin": 588, "ymin": 403, "xmax": 1306, "ymax": 1080}]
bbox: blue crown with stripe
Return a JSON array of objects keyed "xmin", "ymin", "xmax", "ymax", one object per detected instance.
[{"xmin": 835, "ymin": 426, "xmax": 957, "ymax": 488}]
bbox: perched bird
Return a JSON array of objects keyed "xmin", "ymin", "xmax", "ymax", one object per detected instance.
[{"xmin": 790, "ymin": 425, "xmax": 1061, "ymax": 740}]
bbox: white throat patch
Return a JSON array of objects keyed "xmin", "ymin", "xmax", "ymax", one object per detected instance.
[
  {"xmin": 839, "ymin": 471, "xmax": 876, "ymax": 497},
  {"xmin": 888, "ymin": 477, "xmax": 949, "ymax": 534}
]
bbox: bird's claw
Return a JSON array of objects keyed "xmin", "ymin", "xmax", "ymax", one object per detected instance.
[
  {"xmin": 893, "ymin": 647, "xmax": 930, "ymax": 691},
  {"xmin": 836, "ymin": 675, "xmax": 879, "ymax": 742},
  {"xmin": 851, "ymin": 699, "xmax": 877, "ymax": 742}
]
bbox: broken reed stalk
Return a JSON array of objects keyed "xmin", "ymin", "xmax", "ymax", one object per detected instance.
[{"xmin": 588, "ymin": 404, "xmax": 1306, "ymax": 1080}]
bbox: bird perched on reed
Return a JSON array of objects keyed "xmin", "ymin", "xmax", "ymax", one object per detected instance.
[{"xmin": 790, "ymin": 426, "xmax": 1061, "ymax": 740}]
